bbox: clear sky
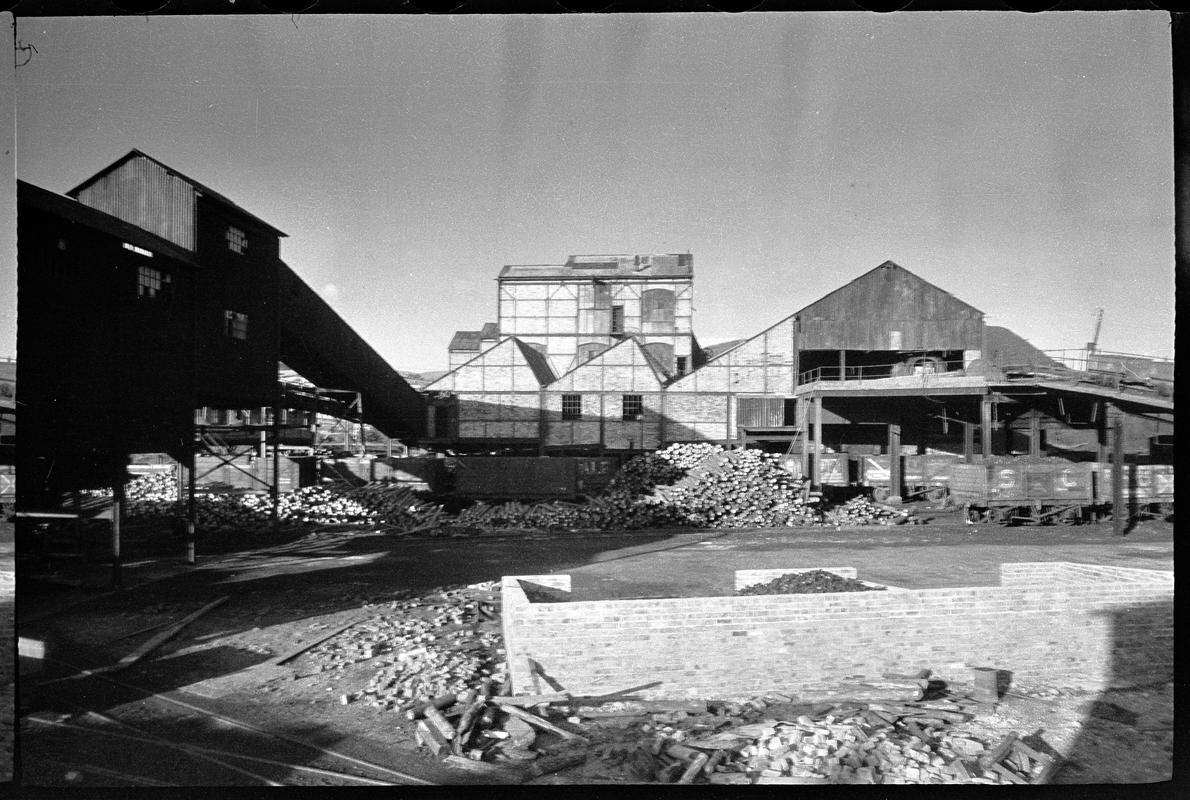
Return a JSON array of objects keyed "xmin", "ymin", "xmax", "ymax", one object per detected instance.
[{"xmin": 6, "ymin": 12, "xmax": 1175, "ymax": 371}]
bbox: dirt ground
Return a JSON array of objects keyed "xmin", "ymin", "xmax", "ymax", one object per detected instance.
[{"xmin": 16, "ymin": 511, "xmax": 1176, "ymax": 787}]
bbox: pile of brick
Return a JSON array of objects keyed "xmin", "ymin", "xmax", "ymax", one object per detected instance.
[
  {"xmin": 404, "ymin": 685, "xmax": 1058, "ymax": 785},
  {"xmin": 306, "ymin": 583, "xmax": 505, "ymax": 711},
  {"xmin": 822, "ymin": 495, "xmax": 917, "ymax": 526}
]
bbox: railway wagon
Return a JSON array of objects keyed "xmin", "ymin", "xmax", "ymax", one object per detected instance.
[
  {"xmin": 776, "ymin": 453, "xmax": 849, "ymax": 487},
  {"xmin": 858, "ymin": 454, "xmax": 959, "ymax": 503},
  {"xmin": 1094, "ymin": 463, "xmax": 1174, "ymax": 520},
  {"xmin": 946, "ymin": 459, "xmax": 1096, "ymax": 525},
  {"xmin": 447, "ymin": 456, "xmax": 620, "ymax": 501}
]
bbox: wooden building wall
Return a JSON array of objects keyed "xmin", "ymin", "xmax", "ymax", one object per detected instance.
[
  {"xmin": 17, "ymin": 184, "xmax": 199, "ymax": 490},
  {"xmin": 796, "ymin": 261, "xmax": 983, "ymax": 352},
  {"xmin": 72, "ymin": 155, "xmax": 198, "ymax": 251},
  {"xmin": 193, "ymin": 194, "xmax": 280, "ymax": 407}
]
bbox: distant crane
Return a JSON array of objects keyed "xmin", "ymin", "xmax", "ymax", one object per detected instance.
[{"xmin": 1086, "ymin": 307, "xmax": 1104, "ymax": 356}]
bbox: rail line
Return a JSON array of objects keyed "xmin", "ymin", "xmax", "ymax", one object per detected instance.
[
  {"xmin": 35, "ymin": 654, "xmax": 437, "ymax": 786},
  {"xmin": 26, "ymin": 714, "xmax": 398, "ymax": 786}
]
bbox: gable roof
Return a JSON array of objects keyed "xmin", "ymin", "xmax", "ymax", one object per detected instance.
[
  {"xmin": 551, "ymin": 336, "xmax": 667, "ymax": 385},
  {"xmin": 697, "ymin": 260, "xmax": 983, "ymax": 369},
  {"xmin": 448, "ymin": 330, "xmax": 482, "ymax": 351},
  {"xmin": 18, "ymin": 179, "xmax": 199, "ymax": 266},
  {"xmin": 513, "ymin": 339, "xmax": 558, "ymax": 385},
  {"xmin": 801, "ymin": 260, "xmax": 984, "ymax": 318},
  {"xmin": 449, "ymin": 322, "xmax": 499, "ymax": 352},
  {"xmin": 427, "ymin": 336, "xmax": 555, "ymax": 390},
  {"xmin": 67, "ymin": 149, "xmax": 287, "ymax": 237}
]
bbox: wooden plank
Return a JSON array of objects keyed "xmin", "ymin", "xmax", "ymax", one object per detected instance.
[
  {"xmin": 527, "ymin": 750, "xmax": 589, "ymax": 779},
  {"xmin": 676, "ymin": 753, "xmax": 709, "ymax": 784},
  {"xmin": 978, "ymin": 732, "xmax": 1019, "ymax": 771},
  {"xmin": 490, "ymin": 693, "xmax": 571, "ymax": 707},
  {"xmin": 440, "ymin": 755, "xmax": 525, "ymax": 785},
  {"xmin": 270, "ymin": 614, "xmax": 367, "ymax": 666},
  {"xmin": 416, "ymin": 720, "xmax": 450, "ymax": 756},
  {"xmin": 108, "ymin": 597, "xmax": 229, "ymax": 672},
  {"xmin": 989, "ymin": 762, "xmax": 1028, "ymax": 784},
  {"xmin": 499, "ymin": 704, "xmax": 589, "ymax": 743}
]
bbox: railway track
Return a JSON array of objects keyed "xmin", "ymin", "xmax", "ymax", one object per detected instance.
[{"xmin": 23, "ymin": 655, "xmax": 436, "ymax": 787}]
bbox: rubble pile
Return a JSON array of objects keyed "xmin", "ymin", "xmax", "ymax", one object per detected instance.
[
  {"xmin": 305, "ymin": 583, "xmax": 505, "ymax": 711},
  {"xmin": 822, "ymin": 495, "xmax": 917, "ymax": 526},
  {"xmin": 399, "ymin": 681, "xmax": 1054, "ymax": 785},
  {"xmin": 737, "ymin": 570, "xmax": 887, "ymax": 596},
  {"xmin": 651, "ymin": 448, "xmax": 819, "ymax": 528}
]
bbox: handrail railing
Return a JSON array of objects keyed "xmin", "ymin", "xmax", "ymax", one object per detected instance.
[{"xmin": 797, "ymin": 358, "xmax": 967, "ymax": 386}]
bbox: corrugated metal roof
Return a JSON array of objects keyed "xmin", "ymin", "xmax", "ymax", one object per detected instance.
[
  {"xmin": 67, "ymin": 149, "xmax": 287, "ymax": 237},
  {"xmin": 19, "ymin": 179, "xmax": 200, "ymax": 266},
  {"xmin": 801, "ymin": 260, "xmax": 984, "ymax": 318}
]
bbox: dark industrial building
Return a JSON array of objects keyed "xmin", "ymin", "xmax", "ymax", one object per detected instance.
[{"xmin": 16, "ymin": 150, "xmax": 425, "ymax": 511}]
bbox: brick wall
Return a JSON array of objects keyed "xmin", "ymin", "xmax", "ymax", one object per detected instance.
[{"xmin": 502, "ymin": 563, "xmax": 1173, "ymax": 700}]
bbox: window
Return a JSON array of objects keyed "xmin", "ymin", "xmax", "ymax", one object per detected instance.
[
  {"xmin": 224, "ymin": 309, "xmax": 249, "ymax": 340},
  {"xmin": 593, "ymin": 282, "xmax": 611, "ymax": 308},
  {"xmin": 641, "ymin": 288, "xmax": 675, "ymax": 324},
  {"xmin": 226, "ymin": 226, "xmax": 248, "ymax": 254},
  {"xmin": 136, "ymin": 265, "xmax": 173, "ymax": 300},
  {"xmin": 610, "ymin": 305, "xmax": 625, "ymax": 334},
  {"xmin": 561, "ymin": 394, "xmax": 582, "ymax": 421},
  {"xmin": 622, "ymin": 394, "xmax": 643, "ymax": 421},
  {"xmin": 676, "ymin": 356, "xmax": 688, "ymax": 375},
  {"xmin": 123, "ymin": 242, "xmax": 154, "ymax": 258}
]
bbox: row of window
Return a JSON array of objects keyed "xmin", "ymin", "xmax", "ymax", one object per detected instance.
[
  {"xmin": 561, "ymin": 394, "xmax": 644, "ymax": 421},
  {"xmin": 133, "ymin": 265, "xmax": 248, "ymax": 341}
]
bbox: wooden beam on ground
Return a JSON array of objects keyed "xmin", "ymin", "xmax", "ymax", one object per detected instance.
[
  {"xmin": 499, "ymin": 704, "xmax": 589, "ymax": 743},
  {"xmin": 106, "ymin": 597, "xmax": 228, "ymax": 673},
  {"xmin": 271, "ymin": 615, "xmax": 367, "ymax": 666}
]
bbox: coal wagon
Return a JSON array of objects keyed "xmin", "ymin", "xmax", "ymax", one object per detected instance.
[
  {"xmin": 857, "ymin": 454, "xmax": 959, "ymax": 503},
  {"xmin": 945, "ymin": 459, "xmax": 1096, "ymax": 525},
  {"xmin": 1093, "ymin": 463, "xmax": 1174, "ymax": 521}
]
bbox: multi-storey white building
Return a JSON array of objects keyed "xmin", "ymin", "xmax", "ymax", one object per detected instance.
[{"xmin": 448, "ymin": 253, "xmax": 697, "ymax": 380}]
